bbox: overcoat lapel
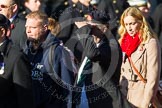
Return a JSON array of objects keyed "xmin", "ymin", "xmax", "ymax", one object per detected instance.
[{"xmin": 131, "ymin": 45, "xmax": 146, "ymax": 63}]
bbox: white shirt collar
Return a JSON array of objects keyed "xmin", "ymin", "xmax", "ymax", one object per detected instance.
[{"xmin": 9, "ymin": 13, "xmax": 17, "ymax": 23}]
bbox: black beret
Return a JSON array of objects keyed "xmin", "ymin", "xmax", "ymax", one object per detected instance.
[
  {"xmin": 0, "ymin": 14, "xmax": 11, "ymax": 28},
  {"xmin": 89, "ymin": 10, "xmax": 110, "ymax": 24}
]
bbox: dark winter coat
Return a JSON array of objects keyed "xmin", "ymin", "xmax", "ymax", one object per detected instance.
[
  {"xmin": 10, "ymin": 14, "xmax": 27, "ymax": 49},
  {"xmin": 72, "ymin": 25, "xmax": 131, "ymax": 108},
  {"xmin": 0, "ymin": 38, "xmax": 33, "ymax": 108}
]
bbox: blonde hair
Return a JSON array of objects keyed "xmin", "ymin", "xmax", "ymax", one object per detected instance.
[
  {"xmin": 118, "ymin": 7, "xmax": 157, "ymax": 44},
  {"xmin": 26, "ymin": 11, "xmax": 48, "ymax": 26},
  {"xmin": 48, "ymin": 17, "xmax": 61, "ymax": 36}
]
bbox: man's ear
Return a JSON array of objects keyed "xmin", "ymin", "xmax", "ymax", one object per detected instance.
[
  {"xmin": 6, "ymin": 28, "xmax": 11, "ymax": 37},
  {"xmin": 0, "ymin": 28, "xmax": 9, "ymax": 40},
  {"xmin": 11, "ymin": 4, "xmax": 18, "ymax": 13},
  {"xmin": 0, "ymin": 28, "xmax": 6, "ymax": 37},
  {"xmin": 43, "ymin": 24, "xmax": 48, "ymax": 31}
]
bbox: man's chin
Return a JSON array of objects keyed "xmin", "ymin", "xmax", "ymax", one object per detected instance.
[{"xmin": 28, "ymin": 37, "xmax": 40, "ymax": 44}]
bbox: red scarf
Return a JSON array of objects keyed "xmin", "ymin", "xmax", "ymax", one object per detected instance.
[{"xmin": 121, "ymin": 33, "xmax": 141, "ymax": 57}]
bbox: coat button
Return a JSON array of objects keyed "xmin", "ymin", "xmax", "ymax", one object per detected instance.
[
  {"xmin": 73, "ymin": 4, "xmax": 76, "ymax": 7},
  {"xmin": 122, "ymin": 68, "xmax": 124, "ymax": 72},
  {"xmin": 115, "ymin": 10, "xmax": 119, "ymax": 13},
  {"xmin": 64, "ymin": 1, "xmax": 68, "ymax": 6},
  {"xmin": 79, "ymin": 10, "xmax": 83, "ymax": 13},
  {"xmin": 113, "ymin": 0, "xmax": 116, "ymax": 4},
  {"xmin": 129, "ymin": 69, "xmax": 132, "ymax": 72},
  {"xmin": 117, "ymin": 20, "xmax": 119, "ymax": 24}
]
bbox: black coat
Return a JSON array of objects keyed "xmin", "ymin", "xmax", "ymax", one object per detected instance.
[
  {"xmin": 151, "ymin": 3, "xmax": 162, "ymax": 79},
  {"xmin": 0, "ymin": 39, "xmax": 33, "ymax": 108},
  {"xmin": 72, "ymin": 26, "xmax": 131, "ymax": 108},
  {"xmin": 10, "ymin": 14, "xmax": 27, "ymax": 49},
  {"xmin": 57, "ymin": 1, "xmax": 94, "ymax": 44},
  {"xmin": 45, "ymin": 0, "xmax": 66, "ymax": 17},
  {"xmin": 18, "ymin": 8, "xmax": 31, "ymax": 20},
  {"xmin": 95, "ymin": 0, "xmax": 130, "ymax": 37},
  {"xmin": 152, "ymin": 3, "xmax": 162, "ymax": 45}
]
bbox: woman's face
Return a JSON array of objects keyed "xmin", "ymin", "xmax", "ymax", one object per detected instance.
[{"xmin": 123, "ymin": 15, "xmax": 141, "ymax": 36}]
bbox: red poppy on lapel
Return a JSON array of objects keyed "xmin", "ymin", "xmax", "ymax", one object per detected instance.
[{"xmin": 10, "ymin": 24, "xmax": 15, "ymax": 29}]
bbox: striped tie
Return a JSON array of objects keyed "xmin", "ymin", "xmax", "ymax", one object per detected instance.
[{"xmin": 73, "ymin": 57, "xmax": 92, "ymax": 102}]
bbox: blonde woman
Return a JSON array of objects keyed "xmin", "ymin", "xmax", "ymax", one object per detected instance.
[
  {"xmin": 118, "ymin": 7, "xmax": 161, "ymax": 108},
  {"xmin": 48, "ymin": 17, "xmax": 61, "ymax": 36}
]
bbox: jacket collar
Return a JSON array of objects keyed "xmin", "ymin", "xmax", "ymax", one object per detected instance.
[
  {"xmin": 41, "ymin": 32, "xmax": 60, "ymax": 49},
  {"xmin": 23, "ymin": 32, "xmax": 60, "ymax": 53},
  {"xmin": 131, "ymin": 37, "xmax": 152, "ymax": 63},
  {"xmin": 131, "ymin": 44, "xmax": 146, "ymax": 63}
]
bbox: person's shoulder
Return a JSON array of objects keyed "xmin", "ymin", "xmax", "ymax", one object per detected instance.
[
  {"xmin": 14, "ymin": 14, "xmax": 26, "ymax": 22},
  {"xmin": 12, "ymin": 15, "xmax": 26, "ymax": 28},
  {"xmin": 148, "ymin": 38, "xmax": 158, "ymax": 43},
  {"xmin": 18, "ymin": 11, "xmax": 27, "ymax": 20},
  {"xmin": 155, "ymin": 4, "xmax": 162, "ymax": 17},
  {"xmin": 76, "ymin": 24, "xmax": 91, "ymax": 34},
  {"xmin": 54, "ymin": 44, "xmax": 64, "ymax": 52},
  {"xmin": 145, "ymin": 38, "xmax": 160, "ymax": 49},
  {"xmin": 157, "ymin": 3, "xmax": 162, "ymax": 9},
  {"xmin": 4, "ymin": 43, "xmax": 28, "ymax": 65},
  {"xmin": 49, "ymin": 42, "xmax": 63, "ymax": 53},
  {"xmin": 9, "ymin": 44, "xmax": 26, "ymax": 57}
]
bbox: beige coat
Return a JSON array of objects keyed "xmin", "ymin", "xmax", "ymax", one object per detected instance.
[{"xmin": 120, "ymin": 38, "xmax": 161, "ymax": 108}]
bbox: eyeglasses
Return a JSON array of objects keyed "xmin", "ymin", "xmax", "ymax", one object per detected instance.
[{"xmin": 0, "ymin": 4, "xmax": 12, "ymax": 8}]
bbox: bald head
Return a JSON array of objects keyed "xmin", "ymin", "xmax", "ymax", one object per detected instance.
[{"xmin": 0, "ymin": 0, "xmax": 19, "ymax": 18}]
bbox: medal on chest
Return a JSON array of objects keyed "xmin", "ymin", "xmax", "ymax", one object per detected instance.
[{"xmin": 0, "ymin": 62, "xmax": 5, "ymax": 75}]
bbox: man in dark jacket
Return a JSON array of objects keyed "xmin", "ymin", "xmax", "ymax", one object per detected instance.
[
  {"xmin": 0, "ymin": 14, "xmax": 34, "ymax": 108},
  {"xmin": 72, "ymin": 11, "xmax": 131, "ymax": 108},
  {"xmin": 55, "ymin": 0, "xmax": 94, "ymax": 44},
  {"xmin": 23, "ymin": 11, "xmax": 74, "ymax": 108},
  {"xmin": 90, "ymin": 0, "xmax": 130, "ymax": 37},
  {"xmin": 0, "ymin": 0, "xmax": 27, "ymax": 49}
]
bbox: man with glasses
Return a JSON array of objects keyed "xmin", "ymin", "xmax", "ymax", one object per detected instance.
[{"xmin": 0, "ymin": 0, "xmax": 27, "ymax": 49}]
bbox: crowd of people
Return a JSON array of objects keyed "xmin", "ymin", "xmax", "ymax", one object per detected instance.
[{"xmin": 0, "ymin": 0, "xmax": 161, "ymax": 108}]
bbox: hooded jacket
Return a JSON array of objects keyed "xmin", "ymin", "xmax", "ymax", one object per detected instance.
[{"xmin": 23, "ymin": 32, "xmax": 74, "ymax": 108}]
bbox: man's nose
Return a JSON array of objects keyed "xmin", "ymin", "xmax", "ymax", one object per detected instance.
[{"xmin": 26, "ymin": 27, "xmax": 31, "ymax": 33}]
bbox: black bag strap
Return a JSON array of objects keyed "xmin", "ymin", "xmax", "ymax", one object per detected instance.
[
  {"xmin": 48, "ymin": 44, "xmax": 58, "ymax": 75},
  {"xmin": 47, "ymin": 44, "xmax": 70, "ymax": 102}
]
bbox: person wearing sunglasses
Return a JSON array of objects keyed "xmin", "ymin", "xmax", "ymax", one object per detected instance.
[{"xmin": 0, "ymin": 0, "xmax": 27, "ymax": 49}]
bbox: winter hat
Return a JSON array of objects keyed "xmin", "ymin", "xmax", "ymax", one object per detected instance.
[
  {"xmin": 127, "ymin": 0, "xmax": 148, "ymax": 6},
  {"xmin": 90, "ymin": 0, "xmax": 100, "ymax": 5},
  {"xmin": 89, "ymin": 10, "xmax": 110, "ymax": 24}
]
